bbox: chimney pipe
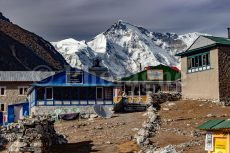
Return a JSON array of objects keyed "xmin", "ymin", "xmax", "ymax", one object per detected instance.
[{"xmin": 228, "ymin": 28, "xmax": 230, "ymax": 39}]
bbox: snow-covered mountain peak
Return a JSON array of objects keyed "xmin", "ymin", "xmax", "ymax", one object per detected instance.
[{"xmin": 52, "ymin": 21, "xmax": 208, "ymax": 78}]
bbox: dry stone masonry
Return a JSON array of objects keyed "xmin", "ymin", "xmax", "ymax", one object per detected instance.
[
  {"xmin": 0, "ymin": 116, "xmax": 67, "ymax": 153},
  {"xmin": 135, "ymin": 92, "xmax": 181, "ymax": 153}
]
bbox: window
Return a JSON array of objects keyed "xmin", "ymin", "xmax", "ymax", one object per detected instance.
[
  {"xmin": 140, "ymin": 84, "xmax": 146, "ymax": 95},
  {"xmin": 0, "ymin": 87, "xmax": 6, "ymax": 96},
  {"xmin": 45, "ymin": 87, "xmax": 53, "ymax": 100},
  {"xmin": 37, "ymin": 88, "xmax": 45, "ymax": 100},
  {"xmin": 125, "ymin": 85, "xmax": 132, "ymax": 96},
  {"xmin": 79, "ymin": 87, "xmax": 88, "ymax": 100},
  {"xmin": 134, "ymin": 85, "xmax": 139, "ymax": 96},
  {"xmin": 18, "ymin": 86, "xmax": 28, "ymax": 96},
  {"xmin": 187, "ymin": 52, "xmax": 211, "ymax": 73},
  {"xmin": 104, "ymin": 87, "xmax": 113, "ymax": 100},
  {"xmin": 96, "ymin": 87, "xmax": 103, "ymax": 100},
  {"xmin": 88, "ymin": 87, "xmax": 96, "ymax": 100},
  {"xmin": 53, "ymin": 87, "xmax": 62, "ymax": 100},
  {"xmin": 0, "ymin": 104, "xmax": 4, "ymax": 111}
]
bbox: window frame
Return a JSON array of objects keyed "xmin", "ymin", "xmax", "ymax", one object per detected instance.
[
  {"xmin": 0, "ymin": 87, "xmax": 6, "ymax": 96},
  {"xmin": 18, "ymin": 86, "xmax": 28, "ymax": 96},
  {"xmin": 187, "ymin": 52, "xmax": 211, "ymax": 73}
]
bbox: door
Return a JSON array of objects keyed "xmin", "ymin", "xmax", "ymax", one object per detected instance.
[
  {"xmin": 8, "ymin": 105, "xmax": 14, "ymax": 123},
  {"xmin": 14, "ymin": 105, "xmax": 23, "ymax": 122},
  {"xmin": 0, "ymin": 112, "xmax": 3, "ymax": 125}
]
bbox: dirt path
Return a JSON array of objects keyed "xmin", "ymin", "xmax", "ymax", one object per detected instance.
[
  {"xmin": 151, "ymin": 100, "xmax": 230, "ymax": 153},
  {"xmin": 52, "ymin": 112, "xmax": 146, "ymax": 153}
]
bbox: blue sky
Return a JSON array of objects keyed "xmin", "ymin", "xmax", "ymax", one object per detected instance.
[{"xmin": 1, "ymin": 0, "xmax": 230, "ymax": 41}]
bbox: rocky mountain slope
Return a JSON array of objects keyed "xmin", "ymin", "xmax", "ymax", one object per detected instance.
[
  {"xmin": 0, "ymin": 13, "xmax": 68, "ymax": 71},
  {"xmin": 52, "ymin": 21, "xmax": 203, "ymax": 77}
]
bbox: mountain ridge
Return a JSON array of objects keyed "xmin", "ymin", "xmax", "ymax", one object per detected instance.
[
  {"xmin": 0, "ymin": 12, "xmax": 68, "ymax": 71},
  {"xmin": 52, "ymin": 20, "xmax": 207, "ymax": 77}
]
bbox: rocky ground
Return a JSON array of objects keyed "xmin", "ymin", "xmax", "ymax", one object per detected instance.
[
  {"xmin": 51, "ymin": 112, "xmax": 146, "ymax": 153},
  {"xmin": 152, "ymin": 100, "xmax": 230, "ymax": 153},
  {"xmin": 1, "ymin": 100, "xmax": 230, "ymax": 153},
  {"xmin": 52, "ymin": 100, "xmax": 230, "ymax": 153}
]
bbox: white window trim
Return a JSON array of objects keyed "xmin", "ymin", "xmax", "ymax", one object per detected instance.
[
  {"xmin": 18, "ymin": 86, "xmax": 28, "ymax": 96},
  {"xmin": 0, "ymin": 86, "xmax": 6, "ymax": 96},
  {"xmin": 96, "ymin": 87, "xmax": 103, "ymax": 100},
  {"xmin": 45, "ymin": 87, "xmax": 53, "ymax": 100}
]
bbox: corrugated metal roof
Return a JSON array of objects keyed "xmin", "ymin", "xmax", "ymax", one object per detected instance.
[
  {"xmin": 176, "ymin": 35, "xmax": 230, "ymax": 57},
  {"xmin": 121, "ymin": 64, "xmax": 181, "ymax": 82},
  {"xmin": 0, "ymin": 71, "xmax": 56, "ymax": 82},
  {"xmin": 197, "ymin": 120, "xmax": 225, "ymax": 130},
  {"xmin": 33, "ymin": 70, "xmax": 115, "ymax": 87},
  {"xmin": 213, "ymin": 120, "xmax": 230, "ymax": 129},
  {"xmin": 204, "ymin": 36, "xmax": 230, "ymax": 45},
  {"xmin": 197, "ymin": 119, "xmax": 230, "ymax": 130}
]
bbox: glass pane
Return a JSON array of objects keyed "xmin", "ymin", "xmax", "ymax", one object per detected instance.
[
  {"xmin": 37, "ymin": 88, "xmax": 45, "ymax": 100},
  {"xmin": 24, "ymin": 88, "xmax": 28, "ymax": 93},
  {"xmin": 71, "ymin": 87, "xmax": 78, "ymax": 100},
  {"xmin": 203, "ymin": 55, "xmax": 206, "ymax": 66},
  {"xmin": 195, "ymin": 56, "xmax": 199, "ymax": 67},
  {"xmin": 104, "ymin": 87, "xmax": 113, "ymax": 100},
  {"xmin": 187, "ymin": 58, "xmax": 191, "ymax": 69},
  {"xmin": 134, "ymin": 85, "xmax": 139, "ymax": 95},
  {"xmin": 206, "ymin": 53, "xmax": 210, "ymax": 66},
  {"xmin": 88, "ymin": 87, "xmax": 96, "ymax": 100},
  {"xmin": 46, "ymin": 88, "xmax": 53, "ymax": 99},
  {"xmin": 192, "ymin": 58, "xmax": 195, "ymax": 67},
  {"xmin": 198, "ymin": 55, "xmax": 202, "ymax": 67},
  {"xmin": 62, "ymin": 88, "xmax": 71, "ymax": 100},
  {"xmin": 19, "ymin": 88, "xmax": 23, "ymax": 95},
  {"xmin": 125, "ymin": 85, "xmax": 132, "ymax": 95},
  {"xmin": 53, "ymin": 87, "xmax": 62, "ymax": 100},
  {"xmin": 97, "ymin": 88, "xmax": 103, "ymax": 99},
  {"xmin": 79, "ymin": 87, "xmax": 87, "ymax": 100}
]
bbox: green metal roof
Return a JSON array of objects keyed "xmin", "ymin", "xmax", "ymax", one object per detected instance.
[
  {"xmin": 176, "ymin": 36, "xmax": 230, "ymax": 57},
  {"xmin": 204, "ymin": 36, "xmax": 230, "ymax": 45},
  {"xmin": 121, "ymin": 64, "xmax": 181, "ymax": 82},
  {"xmin": 197, "ymin": 119, "xmax": 230, "ymax": 130}
]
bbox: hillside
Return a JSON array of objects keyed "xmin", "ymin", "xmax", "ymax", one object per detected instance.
[{"xmin": 0, "ymin": 13, "xmax": 68, "ymax": 71}]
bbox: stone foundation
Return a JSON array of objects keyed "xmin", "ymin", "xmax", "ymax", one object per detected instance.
[{"xmin": 30, "ymin": 105, "xmax": 114, "ymax": 116}]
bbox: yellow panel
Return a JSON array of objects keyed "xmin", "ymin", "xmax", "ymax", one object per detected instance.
[
  {"xmin": 212, "ymin": 137, "xmax": 227, "ymax": 153},
  {"xmin": 113, "ymin": 96, "xmax": 147, "ymax": 103}
]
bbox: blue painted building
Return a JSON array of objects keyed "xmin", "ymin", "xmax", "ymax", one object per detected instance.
[{"xmin": 27, "ymin": 69, "xmax": 115, "ymax": 115}]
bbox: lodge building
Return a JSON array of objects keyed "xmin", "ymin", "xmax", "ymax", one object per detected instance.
[
  {"xmin": 27, "ymin": 69, "xmax": 115, "ymax": 116},
  {"xmin": 176, "ymin": 35, "xmax": 230, "ymax": 104},
  {"xmin": 0, "ymin": 71, "xmax": 55, "ymax": 112},
  {"xmin": 114, "ymin": 64, "xmax": 181, "ymax": 103}
]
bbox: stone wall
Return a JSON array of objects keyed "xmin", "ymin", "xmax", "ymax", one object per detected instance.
[
  {"xmin": 0, "ymin": 82, "xmax": 31, "ymax": 111},
  {"xmin": 2, "ymin": 116, "xmax": 67, "ymax": 153},
  {"xmin": 147, "ymin": 92, "xmax": 181, "ymax": 105},
  {"xmin": 31, "ymin": 105, "xmax": 114, "ymax": 116},
  {"xmin": 218, "ymin": 46, "xmax": 230, "ymax": 105}
]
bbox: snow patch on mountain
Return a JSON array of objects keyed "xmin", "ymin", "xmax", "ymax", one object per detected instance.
[
  {"xmin": 52, "ymin": 21, "xmax": 206, "ymax": 78},
  {"xmin": 52, "ymin": 38, "xmax": 95, "ymax": 70}
]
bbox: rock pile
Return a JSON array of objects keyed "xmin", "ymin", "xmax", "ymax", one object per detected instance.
[
  {"xmin": 133, "ymin": 106, "xmax": 160, "ymax": 152},
  {"xmin": 147, "ymin": 92, "xmax": 181, "ymax": 105},
  {"xmin": 2, "ymin": 116, "xmax": 67, "ymax": 153}
]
